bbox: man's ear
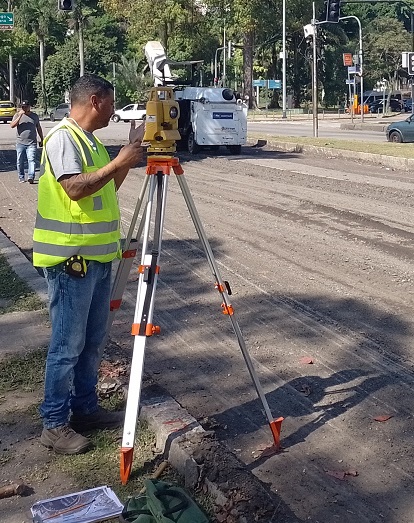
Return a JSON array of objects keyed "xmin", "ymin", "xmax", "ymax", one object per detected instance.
[{"xmin": 90, "ymin": 94, "xmax": 99, "ymax": 109}]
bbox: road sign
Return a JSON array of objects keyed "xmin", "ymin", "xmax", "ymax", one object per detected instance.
[
  {"xmin": 408, "ymin": 52, "xmax": 414, "ymax": 75},
  {"xmin": 253, "ymin": 79, "xmax": 266, "ymax": 87},
  {"xmin": 343, "ymin": 53, "xmax": 353, "ymax": 66},
  {"xmin": 346, "ymin": 79, "xmax": 355, "ymax": 85},
  {"xmin": 348, "ymin": 65, "xmax": 360, "ymax": 75},
  {"xmin": 0, "ymin": 12, "xmax": 14, "ymax": 30},
  {"xmin": 268, "ymin": 80, "xmax": 281, "ymax": 89},
  {"xmin": 253, "ymin": 79, "xmax": 281, "ymax": 89}
]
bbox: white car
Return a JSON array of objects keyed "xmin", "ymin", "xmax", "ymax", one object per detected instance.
[{"xmin": 112, "ymin": 103, "xmax": 146, "ymax": 123}]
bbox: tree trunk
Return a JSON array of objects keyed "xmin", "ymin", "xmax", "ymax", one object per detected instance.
[{"xmin": 243, "ymin": 30, "xmax": 254, "ymax": 109}]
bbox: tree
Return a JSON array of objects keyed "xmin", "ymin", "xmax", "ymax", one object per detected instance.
[
  {"xmin": 364, "ymin": 16, "xmax": 410, "ymax": 96},
  {"xmin": 15, "ymin": 0, "xmax": 62, "ymax": 110}
]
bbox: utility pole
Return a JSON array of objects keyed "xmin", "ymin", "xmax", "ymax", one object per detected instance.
[
  {"xmin": 8, "ymin": 0, "xmax": 13, "ymax": 102},
  {"xmin": 312, "ymin": 2, "xmax": 318, "ymax": 137},
  {"xmin": 282, "ymin": 0, "xmax": 287, "ymax": 118},
  {"xmin": 77, "ymin": 6, "xmax": 85, "ymax": 77},
  {"xmin": 223, "ymin": 23, "xmax": 226, "ymax": 86}
]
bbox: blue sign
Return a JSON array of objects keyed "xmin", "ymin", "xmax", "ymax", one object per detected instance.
[
  {"xmin": 213, "ymin": 112, "xmax": 233, "ymax": 119},
  {"xmin": 253, "ymin": 79, "xmax": 266, "ymax": 87},
  {"xmin": 253, "ymin": 79, "xmax": 281, "ymax": 89},
  {"xmin": 268, "ymin": 80, "xmax": 281, "ymax": 89}
]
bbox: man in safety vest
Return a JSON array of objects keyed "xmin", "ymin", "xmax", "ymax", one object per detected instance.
[{"xmin": 33, "ymin": 74, "xmax": 144, "ymax": 454}]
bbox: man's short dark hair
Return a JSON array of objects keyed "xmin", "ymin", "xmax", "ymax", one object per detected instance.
[{"xmin": 70, "ymin": 74, "xmax": 114, "ymax": 106}]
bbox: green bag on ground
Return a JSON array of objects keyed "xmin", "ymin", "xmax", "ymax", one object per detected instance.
[{"xmin": 120, "ymin": 479, "xmax": 209, "ymax": 523}]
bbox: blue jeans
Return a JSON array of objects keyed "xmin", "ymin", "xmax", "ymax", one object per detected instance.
[
  {"xmin": 40, "ymin": 261, "xmax": 111, "ymax": 429},
  {"xmin": 16, "ymin": 143, "xmax": 36, "ymax": 181}
]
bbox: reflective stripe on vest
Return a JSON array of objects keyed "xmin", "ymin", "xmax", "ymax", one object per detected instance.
[
  {"xmin": 33, "ymin": 119, "xmax": 121, "ymax": 267},
  {"xmin": 35, "ymin": 212, "xmax": 119, "ymax": 235}
]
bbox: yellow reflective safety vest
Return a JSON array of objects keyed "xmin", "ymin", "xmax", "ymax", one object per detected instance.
[{"xmin": 33, "ymin": 118, "xmax": 121, "ymax": 267}]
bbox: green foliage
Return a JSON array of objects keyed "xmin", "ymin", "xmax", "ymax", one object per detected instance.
[
  {"xmin": 364, "ymin": 16, "xmax": 410, "ymax": 90},
  {"xmin": 4, "ymin": 0, "xmax": 414, "ymax": 109}
]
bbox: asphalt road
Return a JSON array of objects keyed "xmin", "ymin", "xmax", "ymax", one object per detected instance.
[
  {"xmin": 0, "ymin": 116, "xmax": 391, "ymax": 144},
  {"xmin": 248, "ymin": 118, "xmax": 388, "ymax": 141},
  {"xmin": 1, "ymin": 123, "xmax": 414, "ymax": 522}
]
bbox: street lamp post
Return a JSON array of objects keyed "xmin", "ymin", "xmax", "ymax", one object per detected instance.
[
  {"xmin": 282, "ymin": 0, "xmax": 287, "ymax": 118},
  {"xmin": 340, "ymin": 15, "xmax": 364, "ymax": 122},
  {"xmin": 312, "ymin": 2, "xmax": 318, "ymax": 137},
  {"xmin": 7, "ymin": 0, "xmax": 13, "ymax": 102}
]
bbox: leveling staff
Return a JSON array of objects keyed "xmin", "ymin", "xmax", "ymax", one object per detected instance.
[{"xmin": 32, "ymin": 74, "xmax": 144, "ymax": 455}]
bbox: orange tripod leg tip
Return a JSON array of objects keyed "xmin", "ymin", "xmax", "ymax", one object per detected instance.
[
  {"xmin": 269, "ymin": 417, "xmax": 284, "ymax": 450},
  {"xmin": 120, "ymin": 447, "xmax": 134, "ymax": 485}
]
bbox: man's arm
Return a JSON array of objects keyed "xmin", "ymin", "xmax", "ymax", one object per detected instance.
[
  {"xmin": 10, "ymin": 110, "xmax": 24, "ymax": 129},
  {"xmin": 59, "ymin": 141, "xmax": 143, "ymax": 201},
  {"xmin": 36, "ymin": 122, "xmax": 44, "ymax": 145}
]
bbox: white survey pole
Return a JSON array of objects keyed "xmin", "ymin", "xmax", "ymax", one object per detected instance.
[{"xmin": 282, "ymin": 0, "xmax": 287, "ymax": 118}]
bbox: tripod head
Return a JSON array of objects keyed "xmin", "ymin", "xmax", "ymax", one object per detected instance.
[{"xmin": 143, "ymin": 87, "xmax": 181, "ymax": 154}]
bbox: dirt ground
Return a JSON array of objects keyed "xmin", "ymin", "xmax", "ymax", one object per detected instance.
[{"xmin": 2, "ymin": 140, "xmax": 414, "ymax": 522}]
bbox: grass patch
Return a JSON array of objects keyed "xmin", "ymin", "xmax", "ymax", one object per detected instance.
[
  {"xmin": 249, "ymin": 132, "xmax": 414, "ymax": 159},
  {"xmin": 57, "ymin": 421, "xmax": 157, "ymax": 499},
  {"xmin": 0, "ymin": 253, "xmax": 44, "ymax": 314},
  {"xmin": 57, "ymin": 424, "xmax": 214, "ymax": 520},
  {"xmin": 0, "ymin": 348, "xmax": 46, "ymax": 392}
]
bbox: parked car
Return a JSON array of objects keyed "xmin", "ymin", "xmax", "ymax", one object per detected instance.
[
  {"xmin": 0, "ymin": 101, "xmax": 16, "ymax": 123},
  {"xmin": 49, "ymin": 103, "xmax": 71, "ymax": 121},
  {"xmin": 386, "ymin": 114, "xmax": 414, "ymax": 142},
  {"xmin": 369, "ymin": 98, "xmax": 402, "ymax": 113},
  {"xmin": 403, "ymin": 98, "xmax": 413, "ymax": 112},
  {"xmin": 112, "ymin": 103, "xmax": 146, "ymax": 123}
]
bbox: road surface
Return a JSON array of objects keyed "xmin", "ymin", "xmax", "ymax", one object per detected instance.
[{"xmin": 1, "ymin": 125, "xmax": 413, "ymax": 522}]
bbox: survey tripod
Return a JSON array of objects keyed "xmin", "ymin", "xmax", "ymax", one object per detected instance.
[{"xmin": 109, "ymin": 87, "xmax": 284, "ymax": 484}]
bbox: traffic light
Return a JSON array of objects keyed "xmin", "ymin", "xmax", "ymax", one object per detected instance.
[
  {"xmin": 58, "ymin": 0, "xmax": 74, "ymax": 11},
  {"xmin": 228, "ymin": 41, "xmax": 235, "ymax": 60},
  {"xmin": 326, "ymin": 0, "xmax": 341, "ymax": 23},
  {"xmin": 408, "ymin": 53, "xmax": 414, "ymax": 75}
]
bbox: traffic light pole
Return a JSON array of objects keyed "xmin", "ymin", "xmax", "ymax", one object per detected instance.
[
  {"xmin": 343, "ymin": 0, "xmax": 414, "ymax": 114},
  {"xmin": 340, "ymin": 16, "xmax": 364, "ymax": 123}
]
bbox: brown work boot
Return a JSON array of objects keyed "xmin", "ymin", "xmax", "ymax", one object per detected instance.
[
  {"xmin": 40, "ymin": 425, "xmax": 91, "ymax": 455},
  {"xmin": 70, "ymin": 406, "xmax": 124, "ymax": 433}
]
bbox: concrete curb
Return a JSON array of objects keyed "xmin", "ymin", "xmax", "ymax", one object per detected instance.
[
  {"xmin": 0, "ymin": 233, "xmax": 48, "ymax": 304},
  {"xmin": 256, "ymin": 136, "xmax": 414, "ymax": 172},
  {"xmin": 140, "ymin": 384, "xmax": 279, "ymax": 522}
]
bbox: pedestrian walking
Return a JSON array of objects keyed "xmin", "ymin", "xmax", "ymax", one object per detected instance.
[
  {"xmin": 10, "ymin": 100, "xmax": 43, "ymax": 184},
  {"xmin": 32, "ymin": 74, "xmax": 145, "ymax": 455}
]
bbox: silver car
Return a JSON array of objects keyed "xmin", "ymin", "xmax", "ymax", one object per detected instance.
[{"xmin": 49, "ymin": 103, "xmax": 71, "ymax": 121}]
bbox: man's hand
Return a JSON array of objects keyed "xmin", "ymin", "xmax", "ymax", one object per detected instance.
[
  {"xmin": 116, "ymin": 141, "xmax": 143, "ymax": 169},
  {"xmin": 129, "ymin": 120, "xmax": 145, "ymax": 145}
]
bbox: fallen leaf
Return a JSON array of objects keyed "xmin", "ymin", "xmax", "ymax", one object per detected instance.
[
  {"xmin": 300, "ymin": 356, "xmax": 314, "ymax": 364},
  {"xmin": 374, "ymin": 415, "xmax": 393, "ymax": 422},
  {"xmin": 326, "ymin": 470, "xmax": 346, "ymax": 480}
]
